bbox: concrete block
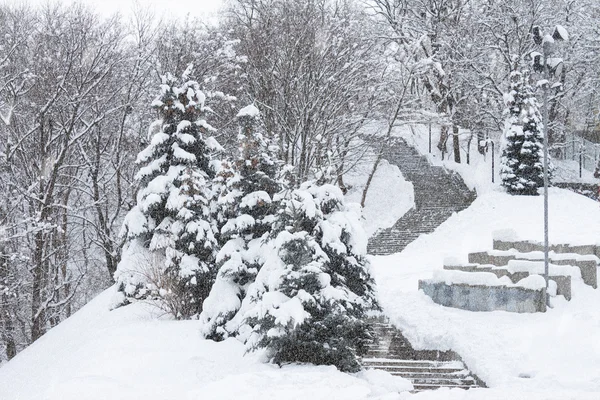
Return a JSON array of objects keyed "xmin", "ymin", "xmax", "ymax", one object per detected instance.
[
  {"xmin": 494, "ymin": 240, "xmax": 598, "ymax": 258},
  {"xmin": 419, "ymin": 280, "xmax": 546, "ymax": 313},
  {"xmin": 549, "ymin": 275, "xmax": 572, "ymax": 300},
  {"xmin": 493, "ymin": 239, "xmax": 514, "ymax": 251},
  {"xmin": 513, "ymin": 241, "xmax": 545, "ymax": 253},
  {"xmin": 443, "ymin": 263, "xmax": 479, "ymax": 272},
  {"xmin": 509, "ymin": 271, "xmax": 530, "ymax": 283},
  {"xmin": 488, "ymin": 241, "xmax": 598, "ymax": 289},
  {"xmin": 565, "ymin": 244, "xmax": 597, "ymax": 256},
  {"xmin": 468, "ymin": 252, "xmax": 516, "ymax": 267},
  {"xmin": 551, "ymin": 259, "xmax": 597, "ymax": 289},
  {"xmin": 488, "ymin": 268, "xmax": 511, "ymax": 279}
]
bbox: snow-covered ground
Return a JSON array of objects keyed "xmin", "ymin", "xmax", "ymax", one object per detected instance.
[
  {"xmin": 372, "ymin": 188, "xmax": 600, "ymax": 399},
  {"xmin": 2, "ymin": 189, "xmax": 598, "ymax": 399},
  {"xmin": 2, "ymin": 121, "xmax": 599, "ymax": 399},
  {"xmin": 345, "ymin": 158, "xmax": 414, "ymax": 237},
  {"xmin": 0, "ymin": 287, "xmax": 411, "ymax": 400}
]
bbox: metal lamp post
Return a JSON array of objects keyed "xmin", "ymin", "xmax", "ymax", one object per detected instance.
[
  {"xmin": 541, "ymin": 38, "xmax": 550, "ymax": 307},
  {"xmin": 533, "ymin": 25, "xmax": 568, "ymax": 307}
]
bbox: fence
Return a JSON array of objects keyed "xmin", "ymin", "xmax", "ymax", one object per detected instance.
[{"xmin": 561, "ymin": 132, "xmax": 600, "ymax": 173}]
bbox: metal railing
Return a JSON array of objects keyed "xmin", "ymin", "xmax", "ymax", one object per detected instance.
[{"xmin": 559, "ymin": 132, "xmax": 600, "ymax": 174}]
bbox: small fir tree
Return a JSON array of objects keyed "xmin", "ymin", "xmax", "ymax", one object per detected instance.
[
  {"xmin": 230, "ymin": 181, "xmax": 379, "ymax": 372},
  {"xmin": 500, "ymin": 69, "xmax": 549, "ymax": 196},
  {"xmin": 114, "ymin": 66, "xmax": 221, "ymax": 317},
  {"xmin": 200, "ymin": 105, "xmax": 281, "ymax": 339}
]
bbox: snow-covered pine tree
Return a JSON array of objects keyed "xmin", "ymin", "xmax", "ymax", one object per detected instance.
[
  {"xmin": 500, "ymin": 69, "xmax": 548, "ymax": 196},
  {"xmin": 200, "ymin": 105, "xmax": 281, "ymax": 340},
  {"xmin": 232, "ymin": 181, "xmax": 379, "ymax": 372},
  {"xmin": 114, "ymin": 66, "xmax": 222, "ymax": 317}
]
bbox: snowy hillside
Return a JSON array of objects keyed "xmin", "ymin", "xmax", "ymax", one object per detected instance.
[
  {"xmin": 373, "ymin": 188, "xmax": 600, "ymax": 399},
  {"xmin": 1, "ymin": 187, "xmax": 599, "ymax": 399},
  {"xmin": 0, "ymin": 287, "xmax": 411, "ymax": 400}
]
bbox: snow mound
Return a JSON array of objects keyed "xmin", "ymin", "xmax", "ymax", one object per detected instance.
[
  {"xmin": 0, "ymin": 286, "xmax": 411, "ymax": 400},
  {"xmin": 345, "ymin": 158, "xmax": 414, "ymax": 237}
]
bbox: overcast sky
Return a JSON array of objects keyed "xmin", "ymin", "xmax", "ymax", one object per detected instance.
[{"xmin": 22, "ymin": 0, "xmax": 225, "ymax": 21}]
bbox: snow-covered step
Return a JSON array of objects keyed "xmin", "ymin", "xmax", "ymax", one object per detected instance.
[
  {"xmin": 362, "ymin": 359, "xmax": 464, "ymax": 369},
  {"xmin": 362, "ymin": 320, "xmax": 485, "ymax": 391},
  {"xmin": 364, "ymin": 365, "xmax": 467, "ymax": 374},
  {"xmin": 390, "ymin": 371, "xmax": 473, "ymax": 380},
  {"xmin": 412, "ymin": 383, "xmax": 479, "ymax": 391},
  {"xmin": 368, "ymin": 138, "xmax": 475, "ymax": 256}
]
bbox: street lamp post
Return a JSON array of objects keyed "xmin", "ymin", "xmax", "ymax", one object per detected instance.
[
  {"xmin": 490, "ymin": 140, "xmax": 495, "ymax": 183},
  {"xmin": 541, "ymin": 38, "xmax": 550, "ymax": 307},
  {"xmin": 533, "ymin": 25, "xmax": 568, "ymax": 307}
]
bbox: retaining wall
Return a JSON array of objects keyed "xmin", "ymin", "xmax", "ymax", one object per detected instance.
[{"xmin": 419, "ymin": 280, "xmax": 547, "ymax": 313}]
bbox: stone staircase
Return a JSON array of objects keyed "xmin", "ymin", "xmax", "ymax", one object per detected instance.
[
  {"xmin": 368, "ymin": 138, "xmax": 476, "ymax": 255},
  {"xmin": 362, "ymin": 320, "xmax": 484, "ymax": 392}
]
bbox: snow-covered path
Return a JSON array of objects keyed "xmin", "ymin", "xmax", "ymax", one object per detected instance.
[{"xmin": 372, "ymin": 188, "xmax": 600, "ymax": 398}]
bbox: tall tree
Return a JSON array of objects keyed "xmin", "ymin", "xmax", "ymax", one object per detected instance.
[
  {"xmin": 115, "ymin": 66, "xmax": 222, "ymax": 318},
  {"xmin": 226, "ymin": 0, "xmax": 383, "ymax": 182},
  {"xmin": 200, "ymin": 104, "xmax": 281, "ymax": 339},
  {"xmin": 500, "ymin": 69, "xmax": 547, "ymax": 195},
  {"xmin": 230, "ymin": 181, "xmax": 379, "ymax": 372}
]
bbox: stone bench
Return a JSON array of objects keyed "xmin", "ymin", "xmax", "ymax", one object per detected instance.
[
  {"xmin": 492, "ymin": 239, "xmax": 599, "ymax": 259},
  {"xmin": 468, "ymin": 250, "xmax": 597, "ymax": 289},
  {"xmin": 419, "ymin": 271, "xmax": 547, "ymax": 313},
  {"xmin": 443, "ymin": 261, "xmax": 574, "ymax": 300}
]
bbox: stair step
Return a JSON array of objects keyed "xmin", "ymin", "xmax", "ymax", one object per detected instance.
[
  {"xmin": 362, "ymin": 358, "xmax": 462, "ymax": 367},
  {"xmin": 411, "ymin": 377, "xmax": 474, "ymax": 385},
  {"xmin": 367, "ymin": 137, "xmax": 476, "ymax": 256},
  {"xmin": 412, "ymin": 383, "xmax": 479, "ymax": 391},
  {"xmin": 389, "ymin": 372, "xmax": 472, "ymax": 380},
  {"xmin": 381, "ymin": 367, "xmax": 467, "ymax": 374},
  {"xmin": 361, "ymin": 317, "xmax": 485, "ymax": 391}
]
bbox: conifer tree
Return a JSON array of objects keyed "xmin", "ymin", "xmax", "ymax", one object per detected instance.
[
  {"xmin": 500, "ymin": 69, "xmax": 548, "ymax": 196},
  {"xmin": 231, "ymin": 181, "xmax": 379, "ymax": 372},
  {"xmin": 201, "ymin": 105, "xmax": 281, "ymax": 339},
  {"xmin": 114, "ymin": 66, "xmax": 221, "ymax": 317}
]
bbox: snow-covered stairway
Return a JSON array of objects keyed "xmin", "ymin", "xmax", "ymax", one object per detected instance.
[
  {"xmin": 368, "ymin": 138, "xmax": 476, "ymax": 255},
  {"xmin": 362, "ymin": 320, "xmax": 485, "ymax": 392}
]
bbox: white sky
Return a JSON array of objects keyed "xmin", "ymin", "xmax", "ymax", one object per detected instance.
[{"xmin": 23, "ymin": 0, "xmax": 225, "ymax": 21}]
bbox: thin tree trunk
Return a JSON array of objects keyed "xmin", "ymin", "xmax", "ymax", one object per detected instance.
[
  {"xmin": 453, "ymin": 125, "xmax": 461, "ymax": 163},
  {"xmin": 361, "ymin": 146, "xmax": 384, "ymax": 208},
  {"xmin": 0, "ymin": 243, "xmax": 16, "ymax": 360},
  {"xmin": 361, "ymin": 98, "xmax": 404, "ymax": 207},
  {"xmin": 31, "ymin": 229, "xmax": 46, "ymax": 342},
  {"xmin": 438, "ymin": 125, "xmax": 449, "ymax": 153}
]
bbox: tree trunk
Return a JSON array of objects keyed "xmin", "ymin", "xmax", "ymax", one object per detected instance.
[
  {"xmin": 0, "ymin": 245, "xmax": 17, "ymax": 360},
  {"xmin": 453, "ymin": 125, "xmax": 461, "ymax": 163},
  {"xmin": 361, "ymin": 146, "xmax": 383, "ymax": 208},
  {"xmin": 438, "ymin": 125, "xmax": 449, "ymax": 155},
  {"xmin": 31, "ymin": 228, "xmax": 46, "ymax": 342}
]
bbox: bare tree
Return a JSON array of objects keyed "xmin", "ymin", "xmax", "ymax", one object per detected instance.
[{"xmin": 226, "ymin": 0, "xmax": 386, "ymax": 182}]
